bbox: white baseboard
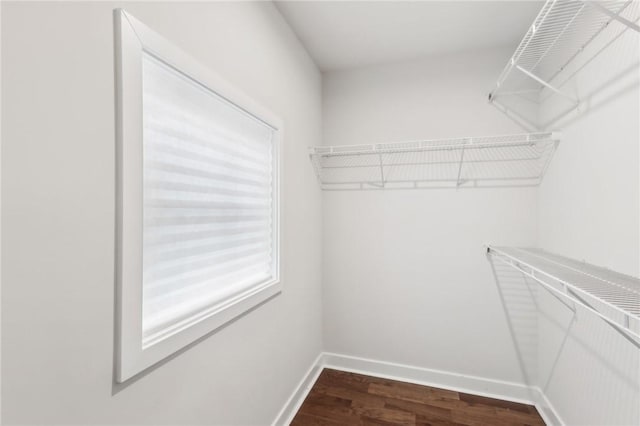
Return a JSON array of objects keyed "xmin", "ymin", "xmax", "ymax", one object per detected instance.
[
  {"xmin": 531, "ymin": 386, "xmax": 564, "ymax": 426},
  {"xmin": 271, "ymin": 353, "xmax": 324, "ymax": 426},
  {"xmin": 272, "ymin": 351, "xmax": 564, "ymax": 426},
  {"xmin": 322, "ymin": 352, "xmax": 537, "ymax": 405}
]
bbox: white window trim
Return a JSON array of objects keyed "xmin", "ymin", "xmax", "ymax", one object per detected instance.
[{"xmin": 114, "ymin": 9, "xmax": 282, "ymax": 383}]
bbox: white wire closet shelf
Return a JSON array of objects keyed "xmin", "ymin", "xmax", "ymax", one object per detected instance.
[
  {"xmin": 488, "ymin": 0, "xmax": 639, "ymax": 109},
  {"xmin": 487, "ymin": 246, "xmax": 640, "ymax": 347},
  {"xmin": 309, "ymin": 132, "xmax": 561, "ymax": 190}
]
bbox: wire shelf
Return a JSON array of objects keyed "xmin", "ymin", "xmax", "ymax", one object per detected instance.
[
  {"xmin": 309, "ymin": 132, "xmax": 560, "ymax": 190},
  {"xmin": 488, "ymin": 0, "xmax": 639, "ymax": 108},
  {"xmin": 487, "ymin": 246, "xmax": 640, "ymax": 346}
]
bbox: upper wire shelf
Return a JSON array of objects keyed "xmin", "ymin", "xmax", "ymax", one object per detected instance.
[
  {"xmin": 488, "ymin": 0, "xmax": 639, "ymax": 116},
  {"xmin": 309, "ymin": 132, "xmax": 560, "ymax": 190},
  {"xmin": 487, "ymin": 246, "xmax": 640, "ymax": 347}
]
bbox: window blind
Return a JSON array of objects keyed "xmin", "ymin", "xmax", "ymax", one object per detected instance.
[{"xmin": 141, "ymin": 53, "xmax": 276, "ymax": 348}]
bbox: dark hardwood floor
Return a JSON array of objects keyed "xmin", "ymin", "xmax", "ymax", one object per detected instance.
[{"xmin": 291, "ymin": 369, "xmax": 545, "ymax": 426}]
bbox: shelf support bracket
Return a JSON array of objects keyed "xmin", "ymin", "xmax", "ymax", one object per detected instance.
[
  {"xmin": 586, "ymin": 1, "xmax": 640, "ymax": 33},
  {"xmin": 515, "ymin": 66, "xmax": 579, "ymax": 105},
  {"xmin": 377, "ymin": 151, "xmax": 385, "ymax": 188},
  {"xmin": 486, "ymin": 251, "xmax": 535, "ymax": 385},
  {"xmin": 532, "ymin": 270, "xmax": 576, "ymax": 313},
  {"xmin": 491, "ymin": 89, "xmax": 541, "ymax": 98},
  {"xmin": 456, "ymin": 141, "xmax": 467, "ymax": 187}
]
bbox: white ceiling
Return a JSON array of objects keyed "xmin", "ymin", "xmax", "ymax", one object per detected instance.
[{"xmin": 275, "ymin": 1, "xmax": 543, "ymax": 71}]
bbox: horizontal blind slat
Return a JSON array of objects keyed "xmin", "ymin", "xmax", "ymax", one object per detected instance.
[
  {"xmin": 145, "ymin": 180, "xmax": 271, "ymax": 199},
  {"xmin": 146, "ymin": 199, "xmax": 271, "ymax": 210},
  {"xmin": 147, "ymin": 162, "xmax": 271, "ymax": 188},
  {"xmin": 145, "ymin": 225, "xmax": 270, "ymax": 246},
  {"xmin": 145, "ymin": 116, "xmax": 271, "ymax": 162},
  {"xmin": 145, "ymin": 135, "xmax": 271, "ymax": 179},
  {"xmin": 146, "ymin": 261, "xmax": 272, "ymax": 298},
  {"xmin": 144, "ymin": 245, "xmax": 272, "ymax": 281},
  {"xmin": 144, "ymin": 231, "xmax": 271, "ymax": 258}
]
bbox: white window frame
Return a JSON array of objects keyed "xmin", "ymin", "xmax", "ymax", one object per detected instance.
[{"xmin": 114, "ymin": 9, "xmax": 281, "ymax": 383}]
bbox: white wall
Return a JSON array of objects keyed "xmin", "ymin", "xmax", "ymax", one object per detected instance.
[
  {"xmin": 1, "ymin": 2, "xmax": 323, "ymax": 424},
  {"xmin": 321, "ymin": 48, "xmax": 541, "ymax": 385},
  {"xmin": 538, "ymin": 24, "xmax": 639, "ymax": 278},
  {"xmin": 536, "ymin": 16, "xmax": 640, "ymax": 426}
]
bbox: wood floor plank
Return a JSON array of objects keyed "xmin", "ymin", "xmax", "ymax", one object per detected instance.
[
  {"xmin": 384, "ymin": 399, "xmax": 452, "ymax": 422},
  {"xmin": 494, "ymin": 407, "xmax": 546, "ymax": 426},
  {"xmin": 290, "ymin": 413, "xmax": 345, "ymax": 426},
  {"xmin": 368, "ymin": 382, "xmax": 460, "ymax": 404},
  {"xmin": 295, "ymin": 401, "xmax": 359, "ymax": 425},
  {"xmin": 420, "ymin": 397, "xmax": 501, "ymax": 417},
  {"xmin": 415, "ymin": 414, "xmax": 465, "ymax": 426},
  {"xmin": 290, "ymin": 369, "xmax": 545, "ymax": 426},
  {"xmin": 305, "ymin": 392, "xmax": 353, "ymax": 409},
  {"xmin": 361, "ymin": 416, "xmax": 409, "ymax": 426},
  {"xmin": 316, "ymin": 369, "xmax": 377, "ymax": 392},
  {"xmin": 314, "ymin": 384, "xmax": 388, "ymax": 408},
  {"xmin": 351, "ymin": 406, "xmax": 416, "ymax": 425},
  {"xmin": 458, "ymin": 393, "xmax": 531, "ymax": 414}
]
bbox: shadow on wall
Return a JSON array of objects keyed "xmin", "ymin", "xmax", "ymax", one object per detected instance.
[
  {"xmin": 539, "ymin": 18, "xmax": 640, "ymax": 130},
  {"xmin": 487, "ymin": 257, "xmax": 539, "ymax": 388},
  {"xmin": 541, "ymin": 60, "xmax": 639, "ymax": 130}
]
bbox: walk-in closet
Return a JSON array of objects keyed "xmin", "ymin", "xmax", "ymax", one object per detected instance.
[{"xmin": 2, "ymin": 1, "xmax": 638, "ymax": 425}]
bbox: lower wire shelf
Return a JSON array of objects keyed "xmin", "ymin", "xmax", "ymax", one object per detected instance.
[{"xmin": 487, "ymin": 245, "xmax": 640, "ymax": 347}]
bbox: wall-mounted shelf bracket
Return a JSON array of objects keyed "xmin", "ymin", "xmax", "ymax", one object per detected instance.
[{"xmin": 455, "ymin": 140, "xmax": 468, "ymax": 187}]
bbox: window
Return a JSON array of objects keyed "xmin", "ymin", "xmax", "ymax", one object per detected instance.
[{"xmin": 115, "ymin": 9, "xmax": 281, "ymax": 382}]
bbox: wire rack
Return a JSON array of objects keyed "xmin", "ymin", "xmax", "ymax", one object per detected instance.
[
  {"xmin": 487, "ymin": 246, "xmax": 640, "ymax": 347},
  {"xmin": 488, "ymin": 0, "xmax": 639, "ymax": 107},
  {"xmin": 309, "ymin": 132, "xmax": 560, "ymax": 190}
]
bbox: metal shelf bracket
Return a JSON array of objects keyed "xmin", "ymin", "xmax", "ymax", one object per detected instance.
[{"xmin": 515, "ymin": 65, "xmax": 580, "ymax": 105}]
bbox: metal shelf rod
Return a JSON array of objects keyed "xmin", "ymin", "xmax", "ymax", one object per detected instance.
[
  {"xmin": 515, "ymin": 65, "xmax": 579, "ymax": 104},
  {"xmin": 313, "ymin": 140, "xmax": 553, "ymax": 157},
  {"xmin": 324, "ymin": 175, "xmax": 545, "ymax": 186},
  {"xmin": 321, "ymin": 156, "xmax": 545, "ymax": 169}
]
